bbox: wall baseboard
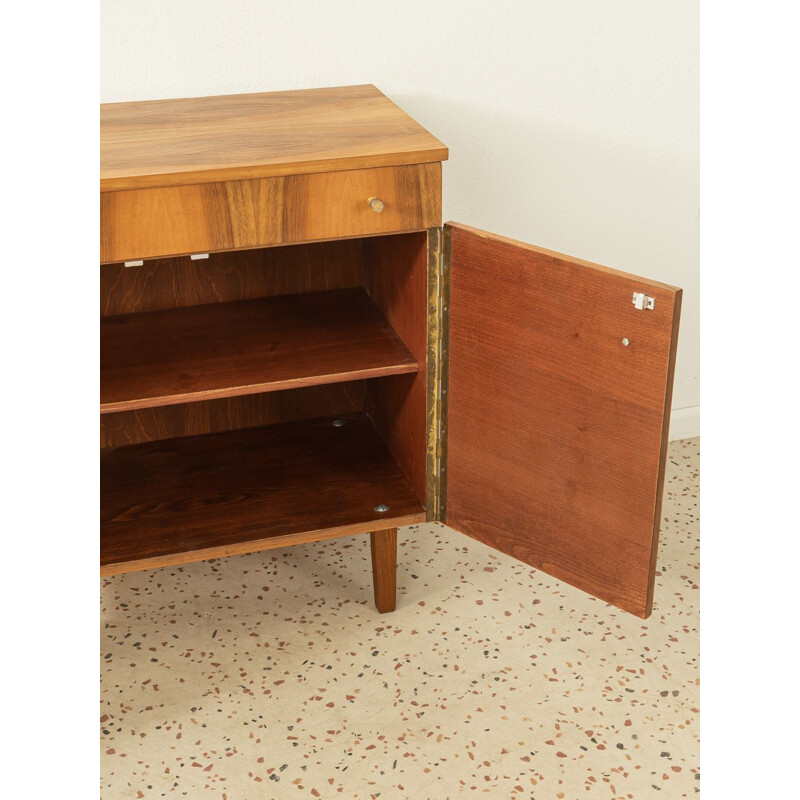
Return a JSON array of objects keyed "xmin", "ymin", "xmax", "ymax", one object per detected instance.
[{"xmin": 669, "ymin": 405, "xmax": 700, "ymax": 441}]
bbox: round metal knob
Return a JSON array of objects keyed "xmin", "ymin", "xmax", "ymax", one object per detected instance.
[{"xmin": 367, "ymin": 196, "xmax": 384, "ymax": 213}]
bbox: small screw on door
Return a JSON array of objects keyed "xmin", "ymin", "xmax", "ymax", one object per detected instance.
[
  {"xmin": 621, "ymin": 338, "xmax": 630, "ymax": 346},
  {"xmin": 374, "ymin": 504, "xmax": 389, "ymax": 513}
]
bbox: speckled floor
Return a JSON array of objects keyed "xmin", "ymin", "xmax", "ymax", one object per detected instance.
[{"xmin": 101, "ymin": 437, "xmax": 699, "ymax": 799}]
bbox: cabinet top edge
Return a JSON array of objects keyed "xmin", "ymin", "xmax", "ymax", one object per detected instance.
[{"xmin": 100, "ymin": 84, "xmax": 449, "ymax": 192}]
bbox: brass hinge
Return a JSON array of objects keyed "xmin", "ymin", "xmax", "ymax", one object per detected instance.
[{"xmin": 425, "ymin": 226, "xmax": 451, "ymax": 523}]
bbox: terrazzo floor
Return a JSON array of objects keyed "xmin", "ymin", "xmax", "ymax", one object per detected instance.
[{"xmin": 101, "ymin": 437, "xmax": 699, "ymax": 799}]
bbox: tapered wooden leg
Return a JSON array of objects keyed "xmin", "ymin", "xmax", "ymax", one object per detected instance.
[{"xmin": 370, "ymin": 528, "xmax": 397, "ymax": 613}]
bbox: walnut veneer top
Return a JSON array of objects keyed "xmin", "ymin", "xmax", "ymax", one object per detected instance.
[{"xmin": 100, "ymin": 84, "xmax": 448, "ymax": 192}]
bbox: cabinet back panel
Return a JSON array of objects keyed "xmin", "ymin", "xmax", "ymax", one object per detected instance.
[
  {"xmin": 100, "ymin": 238, "xmax": 366, "ymax": 317},
  {"xmin": 100, "ymin": 382, "xmax": 366, "ymax": 449}
]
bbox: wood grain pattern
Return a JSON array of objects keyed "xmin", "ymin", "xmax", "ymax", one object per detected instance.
[
  {"xmin": 100, "ymin": 164, "xmax": 440, "ymax": 263},
  {"xmin": 282, "ymin": 164, "xmax": 441, "ymax": 244},
  {"xmin": 100, "ymin": 177, "xmax": 281, "ymax": 263},
  {"xmin": 444, "ymin": 223, "xmax": 681, "ymax": 618},
  {"xmin": 370, "ymin": 529, "xmax": 398, "ymax": 613},
  {"xmin": 101, "ymin": 413, "xmax": 426, "ymax": 575},
  {"xmin": 363, "ymin": 231, "xmax": 431, "ymax": 505},
  {"xmin": 100, "ymin": 238, "xmax": 365, "ymax": 317},
  {"xmin": 100, "ymin": 382, "xmax": 366, "ymax": 449},
  {"xmin": 101, "ymin": 85, "xmax": 448, "ymax": 192},
  {"xmin": 101, "ymin": 288, "xmax": 418, "ymax": 413}
]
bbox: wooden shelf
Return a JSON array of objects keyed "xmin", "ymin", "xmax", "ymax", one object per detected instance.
[
  {"xmin": 101, "ymin": 413, "xmax": 426, "ymax": 575},
  {"xmin": 101, "ymin": 288, "xmax": 418, "ymax": 414}
]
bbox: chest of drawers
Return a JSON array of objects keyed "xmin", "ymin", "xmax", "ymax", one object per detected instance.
[{"xmin": 100, "ymin": 84, "xmax": 681, "ymax": 618}]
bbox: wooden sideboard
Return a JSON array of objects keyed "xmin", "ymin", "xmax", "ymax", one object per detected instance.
[{"xmin": 101, "ymin": 84, "xmax": 681, "ymax": 618}]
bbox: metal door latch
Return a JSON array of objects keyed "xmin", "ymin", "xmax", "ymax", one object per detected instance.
[{"xmin": 632, "ymin": 291, "xmax": 655, "ymax": 310}]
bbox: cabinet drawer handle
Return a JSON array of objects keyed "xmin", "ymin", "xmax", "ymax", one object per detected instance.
[{"xmin": 367, "ymin": 196, "xmax": 385, "ymax": 213}]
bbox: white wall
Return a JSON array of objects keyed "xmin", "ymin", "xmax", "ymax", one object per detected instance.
[{"xmin": 101, "ymin": 0, "xmax": 699, "ymax": 437}]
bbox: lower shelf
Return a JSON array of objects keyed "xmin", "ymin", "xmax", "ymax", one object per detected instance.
[{"xmin": 101, "ymin": 412, "xmax": 426, "ymax": 575}]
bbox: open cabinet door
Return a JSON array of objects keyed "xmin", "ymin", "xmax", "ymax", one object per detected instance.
[{"xmin": 444, "ymin": 223, "xmax": 681, "ymax": 617}]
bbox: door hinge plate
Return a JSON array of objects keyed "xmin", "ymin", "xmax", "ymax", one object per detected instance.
[
  {"xmin": 426, "ymin": 226, "xmax": 450, "ymax": 523},
  {"xmin": 632, "ymin": 291, "xmax": 656, "ymax": 310}
]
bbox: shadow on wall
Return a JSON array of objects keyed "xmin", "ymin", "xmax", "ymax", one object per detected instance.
[
  {"xmin": 392, "ymin": 92, "xmax": 699, "ymax": 414},
  {"xmin": 393, "ymin": 93, "xmax": 698, "ymax": 275}
]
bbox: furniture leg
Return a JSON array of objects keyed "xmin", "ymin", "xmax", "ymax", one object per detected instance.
[{"xmin": 369, "ymin": 528, "xmax": 397, "ymax": 613}]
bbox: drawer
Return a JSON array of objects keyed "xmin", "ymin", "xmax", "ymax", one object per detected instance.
[
  {"xmin": 100, "ymin": 178, "xmax": 283, "ymax": 264},
  {"xmin": 283, "ymin": 163, "xmax": 441, "ymax": 243},
  {"xmin": 100, "ymin": 163, "xmax": 441, "ymax": 263}
]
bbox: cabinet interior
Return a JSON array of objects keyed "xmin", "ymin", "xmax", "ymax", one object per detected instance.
[{"xmin": 100, "ymin": 231, "xmax": 430, "ymax": 575}]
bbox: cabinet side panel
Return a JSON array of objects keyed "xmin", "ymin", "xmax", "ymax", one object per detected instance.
[
  {"xmin": 445, "ymin": 223, "xmax": 681, "ymax": 618},
  {"xmin": 363, "ymin": 232, "xmax": 430, "ymax": 505}
]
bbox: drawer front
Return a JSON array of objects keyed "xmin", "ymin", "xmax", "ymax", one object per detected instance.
[
  {"xmin": 283, "ymin": 164, "xmax": 441, "ymax": 243},
  {"xmin": 100, "ymin": 178, "xmax": 284, "ymax": 264},
  {"xmin": 100, "ymin": 164, "xmax": 441, "ymax": 263}
]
